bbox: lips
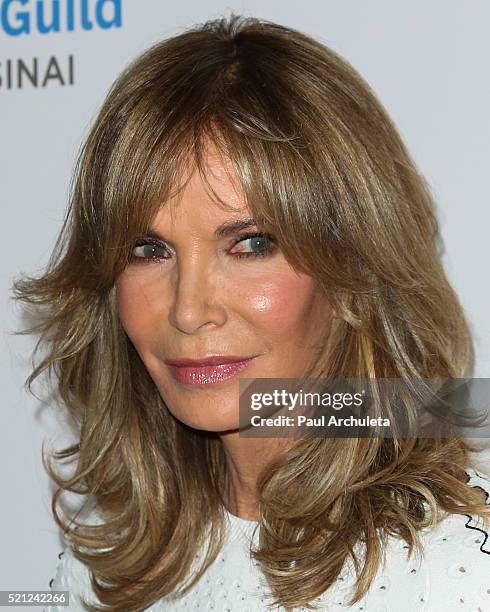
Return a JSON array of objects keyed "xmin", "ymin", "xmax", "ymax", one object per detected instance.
[
  {"xmin": 165, "ymin": 355, "xmax": 255, "ymax": 367},
  {"xmin": 165, "ymin": 355, "xmax": 257, "ymax": 386}
]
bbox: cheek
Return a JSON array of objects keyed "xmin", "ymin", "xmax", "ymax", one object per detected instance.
[
  {"xmin": 116, "ymin": 265, "xmax": 325, "ymax": 348},
  {"xmin": 241, "ymin": 270, "xmax": 320, "ymax": 333},
  {"xmin": 115, "ymin": 274, "xmax": 156, "ymax": 347}
]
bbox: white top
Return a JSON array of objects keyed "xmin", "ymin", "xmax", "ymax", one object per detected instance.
[{"xmin": 46, "ymin": 467, "xmax": 490, "ymax": 612}]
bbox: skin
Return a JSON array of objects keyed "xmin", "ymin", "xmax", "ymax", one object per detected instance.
[{"xmin": 115, "ymin": 142, "xmax": 334, "ymax": 519}]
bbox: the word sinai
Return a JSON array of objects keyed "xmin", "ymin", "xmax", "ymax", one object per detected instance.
[
  {"xmin": 0, "ymin": 55, "xmax": 74, "ymax": 89},
  {"xmin": 1, "ymin": 0, "xmax": 121, "ymax": 36}
]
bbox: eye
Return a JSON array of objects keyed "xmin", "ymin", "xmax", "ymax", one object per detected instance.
[
  {"xmin": 129, "ymin": 232, "xmax": 277, "ymax": 264},
  {"xmin": 230, "ymin": 232, "xmax": 277, "ymax": 259},
  {"xmin": 131, "ymin": 239, "xmax": 170, "ymax": 263}
]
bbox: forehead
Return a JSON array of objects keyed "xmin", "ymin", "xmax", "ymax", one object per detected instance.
[{"xmin": 150, "ymin": 141, "xmax": 250, "ymax": 232}]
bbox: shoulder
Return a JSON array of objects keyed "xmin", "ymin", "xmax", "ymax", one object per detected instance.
[
  {"xmin": 420, "ymin": 466, "xmax": 490, "ymax": 610},
  {"xmin": 46, "ymin": 507, "xmax": 105, "ymax": 612},
  {"xmin": 358, "ymin": 466, "xmax": 490, "ymax": 611},
  {"xmin": 46, "ymin": 546, "xmax": 100, "ymax": 612}
]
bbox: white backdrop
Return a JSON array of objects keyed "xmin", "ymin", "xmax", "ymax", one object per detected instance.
[{"xmin": 2, "ymin": 1, "xmax": 490, "ymax": 603}]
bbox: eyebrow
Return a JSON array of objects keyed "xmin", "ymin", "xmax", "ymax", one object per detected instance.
[
  {"xmin": 142, "ymin": 217, "xmax": 259, "ymax": 241},
  {"xmin": 214, "ymin": 217, "xmax": 258, "ymax": 238}
]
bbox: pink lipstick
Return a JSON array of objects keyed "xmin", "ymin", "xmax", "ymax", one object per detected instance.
[{"xmin": 165, "ymin": 355, "xmax": 257, "ymax": 386}]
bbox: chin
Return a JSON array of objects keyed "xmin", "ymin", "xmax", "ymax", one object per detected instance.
[
  {"xmin": 173, "ymin": 411, "xmax": 240, "ymax": 433},
  {"xmin": 159, "ymin": 390, "xmax": 239, "ymax": 432}
]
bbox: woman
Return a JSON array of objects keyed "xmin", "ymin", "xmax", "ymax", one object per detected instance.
[{"xmin": 13, "ymin": 14, "xmax": 490, "ymax": 612}]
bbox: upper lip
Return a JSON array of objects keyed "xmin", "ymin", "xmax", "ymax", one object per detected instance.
[{"xmin": 164, "ymin": 355, "xmax": 257, "ymax": 367}]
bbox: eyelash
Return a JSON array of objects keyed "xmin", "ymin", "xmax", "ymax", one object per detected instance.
[{"xmin": 130, "ymin": 232, "xmax": 277, "ymax": 264}]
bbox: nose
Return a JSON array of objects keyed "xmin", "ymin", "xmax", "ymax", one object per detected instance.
[{"xmin": 168, "ymin": 255, "xmax": 227, "ymax": 335}]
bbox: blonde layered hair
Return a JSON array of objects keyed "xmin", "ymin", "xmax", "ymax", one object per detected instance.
[{"xmin": 12, "ymin": 13, "xmax": 490, "ymax": 612}]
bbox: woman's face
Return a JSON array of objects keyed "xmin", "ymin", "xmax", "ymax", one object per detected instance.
[{"xmin": 115, "ymin": 145, "xmax": 334, "ymax": 432}]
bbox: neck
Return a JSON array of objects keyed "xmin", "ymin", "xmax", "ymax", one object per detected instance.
[{"xmin": 218, "ymin": 431, "xmax": 292, "ymax": 520}]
